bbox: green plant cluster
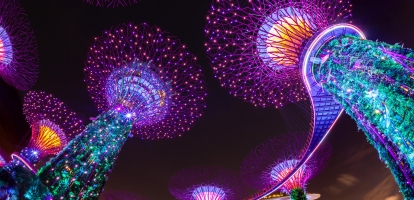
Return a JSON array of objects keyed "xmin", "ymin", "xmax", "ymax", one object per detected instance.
[
  {"xmin": 38, "ymin": 110, "xmax": 133, "ymax": 199},
  {"xmin": 290, "ymin": 187, "xmax": 307, "ymax": 200},
  {"xmin": 313, "ymin": 35, "xmax": 414, "ymax": 198}
]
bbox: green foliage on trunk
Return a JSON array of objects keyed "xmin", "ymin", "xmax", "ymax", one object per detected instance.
[
  {"xmin": 38, "ymin": 110, "xmax": 133, "ymax": 199},
  {"xmin": 312, "ymin": 34, "xmax": 414, "ymax": 198}
]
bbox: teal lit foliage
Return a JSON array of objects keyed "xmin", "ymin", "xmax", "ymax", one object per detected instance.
[
  {"xmin": 0, "ymin": 163, "xmax": 51, "ymax": 199},
  {"xmin": 290, "ymin": 188, "xmax": 306, "ymax": 200},
  {"xmin": 313, "ymin": 35, "xmax": 414, "ymax": 198},
  {"xmin": 38, "ymin": 109, "xmax": 133, "ymax": 199}
]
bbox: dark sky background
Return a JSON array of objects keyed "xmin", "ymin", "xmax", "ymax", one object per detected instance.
[{"xmin": 0, "ymin": 0, "xmax": 413, "ymax": 199}]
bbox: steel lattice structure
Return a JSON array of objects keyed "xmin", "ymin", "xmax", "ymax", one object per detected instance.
[
  {"xmin": 205, "ymin": 0, "xmax": 351, "ymax": 108},
  {"xmin": 240, "ymin": 133, "xmax": 330, "ymax": 196},
  {"xmin": 169, "ymin": 166, "xmax": 245, "ymax": 200},
  {"xmin": 38, "ymin": 23, "xmax": 207, "ymax": 199},
  {"xmin": 83, "ymin": 0, "xmax": 139, "ymax": 8},
  {"xmin": 0, "ymin": 0, "xmax": 38, "ymax": 90}
]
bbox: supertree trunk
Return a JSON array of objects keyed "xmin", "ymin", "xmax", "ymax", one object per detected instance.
[
  {"xmin": 313, "ymin": 34, "xmax": 414, "ymax": 197},
  {"xmin": 38, "ymin": 109, "xmax": 133, "ymax": 199}
]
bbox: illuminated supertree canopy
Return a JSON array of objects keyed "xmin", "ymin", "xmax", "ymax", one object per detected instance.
[
  {"xmin": 102, "ymin": 190, "xmax": 148, "ymax": 200},
  {"xmin": 240, "ymin": 132, "xmax": 330, "ymax": 200},
  {"xmin": 205, "ymin": 0, "xmax": 351, "ymax": 108},
  {"xmin": 206, "ymin": 0, "xmax": 414, "ymax": 199},
  {"xmin": 169, "ymin": 165, "xmax": 245, "ymax": 200},
  {"xmin": 38, "ymin": 23, "xmax": 206, "ymax": 199},
  {"xmin": 83, "ymin": 0, "xmax": 139, "ymax": 8},
  {"xmin": 21, "ymin": 91, "xmax": 85, "ymax": 165},
  {"xmin": 85, "ymin": 23, "xmax": 206, "ymax": 140},
  {"xmin": 0, "ymin": 0, "xmax": 38, "ymax": 90}
]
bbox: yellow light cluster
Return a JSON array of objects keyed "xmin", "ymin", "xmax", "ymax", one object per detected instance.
[
  {"xmin": 32, "ymin": 125, "xmax": 62, "ymax": 153},
  {"xmin": 266, "ymin": 16, "xmax": 313, "ymax": 67}
]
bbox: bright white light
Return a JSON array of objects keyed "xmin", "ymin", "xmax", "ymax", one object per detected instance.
[{"xmin": 126, "ymin": 113, "xmax": 132, "ymax": 118}]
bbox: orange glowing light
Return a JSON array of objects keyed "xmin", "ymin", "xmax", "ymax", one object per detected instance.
[
  {"xmin": 158, "ymin": 90, "xmax": 166, "ymax": 106},
  {"xmin": 31, "ymin": 125, "xmax": 62, "ymax": 154},
  {"xmin": 266, "ymin": 16, "xmax": 313, "ymax": 67}
]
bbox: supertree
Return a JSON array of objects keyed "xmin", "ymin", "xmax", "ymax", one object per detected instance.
[
  {"xmin": 37, "ymin": 23, "xmax": 207, "ymax": 199},
  {"xmin": 240, "ymin": 133, "xmax": 329, "ymax": 200},
  {"xmin": 169, "ymin": 165, "xmax": 245, "ymax": 200},
  {"xmin": 83, "ymin": 0, "xmax": 139, "ymax": 8},
  {"xmin": 0, "ymin": 0, "xmax": 38, "ymax": 90},
  {"xmin": 0, "ymin": 91, "xmax": 84, "ymax": 199},
  {"xmin": 102, "ymin": 190, "xmax": 148, "ymax": 200},
  {"xmin": 19, "ymin": 91, "xmax": 85, "ymax": 166},
  {"xmin": 205, "ymin": 0, "xmax": 414, "ymax": 198}
]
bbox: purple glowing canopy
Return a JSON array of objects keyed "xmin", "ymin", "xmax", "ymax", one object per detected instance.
[
  {"xmin": 205, "ymin": 0, "xmax": 351, "ymax": 108},
  {"xmin": 22, "ymin": 91, "xmax": 85, "ymax": 157},
  {"xmin": 83, "ymin": 0, "xmax": 139, "ymax": 8},
  {"xmin": 240, "ymin": 132, "xmax": 330, "ymax": 194},
  {"xmin": 0, "ymin": 0, "xmax": 38, "ymax": 90},
  {"xmin": 85, "ymin": 23, "xmax": 207, "ymax": 140},
  {"xmin": 169, "ymin": 166, "xmax": 245, "ymax": 200}
]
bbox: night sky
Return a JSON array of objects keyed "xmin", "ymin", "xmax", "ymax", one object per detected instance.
[{"xmin": 0, "ymin": 0, "xmax": 413, "ymax": 199}]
